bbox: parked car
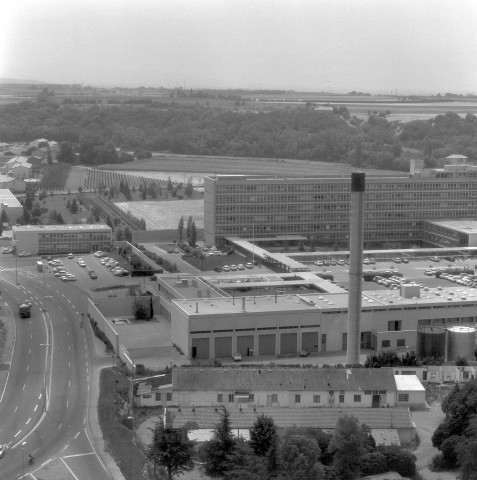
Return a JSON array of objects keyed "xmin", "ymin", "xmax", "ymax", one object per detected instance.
[
  {"xmin": 400, "ymin": 257, "xmax": 409, "ymax": 263},
  {"xmin": 392, "ymin": 257, "xmax": 402, "ymax": 263},
  {"xmin": 337, "ymin": 259, "xmax": 345, "ymax": 266},
  {"xmin": 430, "ymin": 256, "xmax": 440, "ymax": 262},
  {"xmin": 244, "ymin": 262, "xmax": 253, "ymax": 269},
  {"xmin": 67, "ymin": 253, "xmax": 74, "ymax": 259},
  {"xmin": 89, "ymin": 271, "xmax": 98, "ymax": 279},
  {"xmin": 299, "ymin": 349, "xmax": 310, "ymax": 357},
  {"xmin": 232, "ymin": 352, "xmax": 242, "ymax": 362},
  {"xmin": 61, "ymin": 276, "xmax": 76, "ymax": 281},
  {"xmin": 222, "ymin": 265, "xmax": 230, "ymax": 272},
  {"xmin": 17, "ymin": 252, "xmax": 31, "ymax": 257},
  {"xmin": 237, "ymin": 264, "xmax": 245, "ymax": 270},
  {"xmin": 230, "ymin": 265, "xmax": 238, "ymax": 271},
  {"xmin": 314, "ymin": 260, "xmax": 323, "ymax": 266},
  {"xmin": 2, "ymin": 248, "xmax": 13, "ymax": 254},
  {"xmin": 78, "ymin": 261, "xmax": 87, "ymax": 267},
  {"xmin": 214, "ymin": 266, "xmax": 222, "ymax": 272}
]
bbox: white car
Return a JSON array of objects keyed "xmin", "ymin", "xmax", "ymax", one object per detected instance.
[
  {"xmin": 237, "ymin": 264, "xmax": 245, "ymax": 270},
  {"xmin": 61, "ymin": 275, "xmax": 77, "ymax": 281},
  {"xmin": 78, "ymin": 261, "xmax": 87, "ymax": 267},
  {"xmin": 0, "ymin": 444, "xmax": 6, "ymax": 458},
  {"xmin": 17, "ymin": 252, "xmax": 31, "ymax": 257},
  {"xmin": 244, "ymin": 262, "xmax": 253, "ymax": 269},
  {"xmin": 232, "ymin": 352, "xmax": 242, "ymax": 362},
  {"xmin": 67, "ymin": 253, "xmax": 74, "ymax": 259},
  {"xmin": 313, "ymin": 260, "xmax": 323, "ymax": 266},
  {"xmin": 94, "ymin": 251, "xmax": 103, "ymax": 257}
]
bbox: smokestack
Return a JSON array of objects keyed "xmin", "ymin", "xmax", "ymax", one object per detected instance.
[{"xmin": 347, "ymin": 172, "xmax": 365, "ymax": 365}]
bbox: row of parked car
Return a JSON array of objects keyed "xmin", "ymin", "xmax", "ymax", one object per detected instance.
[
  {"xmin": 372, "ymin": 275, "xmax": 422, "ymax": 290},
  {"xmin": 439, "ymin": 272, "xmax": 477, "ymax": 287},
  {"xmin": 215, "ymin": 262, "xmax": 254, "ymax": 272}
]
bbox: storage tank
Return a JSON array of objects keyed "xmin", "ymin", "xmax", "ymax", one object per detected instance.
[
  {"xmin": 417, "ymin": 327, "xmax": 446, "ymax": 359},
  {"xmin": 446, "ymin": 326, "xmax": 476, "ymax": 362}
]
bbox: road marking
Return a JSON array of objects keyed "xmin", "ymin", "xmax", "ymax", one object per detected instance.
[
  {"xmin": 64, "ymin": 452, "xmax": 95, "ymax": 458},
  {"xmin": 26, "ymin": 418, "xmax": 31, "ymax": 425},
  {"xmin": 39, "ymin": 394, "xmax": 42, "ymax": 400},
  {"xmin": 34, "ymin": 405, "xmax": 38, "ymax": 412},
  {"xmin": 13, "ymin": 430, "xmax": 21, "ymax": 438},
  {"xmin": 61, "ymin": 456, "xmax": 81, "ymax": 480},
  {"xmin": 23, "ymin": 384, "xmax": 26, "ymax": 390},
  {"xmin": 84, "ymin": 427, "xmax": 108, "ymax": 471},
  {"xmin": 67, "ymin": 401, "xmax": 69, "ymax": 408},
  {"xmin": 29, "ymin": 349, "xmax": 31, "ymax": 355},
  {"xmin": 61, "ymin": 443, "xmax": 70, "ymax": 451},
  {"xmin": 74, "ymin": 431, "xmax": 80, "ymax": 439},
  {"xmin": 58, "ymin": 423, "xmax": 62, "ymax": 430},
  {"xmin": 27, "ymin": 365, "xmax": 29, "ymax": 371},
  {"xmin": 68, "ymin": 380, "xmax": 70, "ymax": 387},
  {"xmin": 14, "ymin": 406, "xmax": 17, "ymax": 412}
]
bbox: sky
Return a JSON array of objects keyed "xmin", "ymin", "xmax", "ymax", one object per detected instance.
[{"xmin": 1, "ymin": 0, "xmax": 476, "ymax": 94}]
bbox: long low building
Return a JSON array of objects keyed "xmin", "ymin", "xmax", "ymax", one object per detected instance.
[
  {"xmin": 12, "ymin": 223, "xmax": 112, "ymax": 255},
  {"xmin": 156, "ymin": 271, "xmax": 477, "ymax": 361}
]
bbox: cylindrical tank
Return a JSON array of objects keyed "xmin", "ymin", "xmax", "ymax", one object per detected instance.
[
  {"xmin": 417, "ymin": 327, "xmax": 446, "ymax": 359},
  {"xmin": 446, "ymin": 326, "xmax": 476, "ymax": 362}
]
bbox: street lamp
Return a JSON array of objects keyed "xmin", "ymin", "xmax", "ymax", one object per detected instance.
[{"xmin": 40, "ymin": 343, "xmax": 50, "ymax": 412}]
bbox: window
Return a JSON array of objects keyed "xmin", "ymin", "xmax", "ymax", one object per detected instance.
[
  {"xmin": 397, "ymin": 339, "xmax": 406, "ymax": 347},
  {"xmin": 217, "ymin": 394, "xmax": 223, "ymax": 403},
  {"xmin": 155, "ymin": 393, "xmax": 161, "ymax": 401},
  {"xmin": 313, "ymin": 395, "xmax": 321, "ymax": 403},
  {"xmin": 388, "ymin": 320, "xmax": 402, "ymax": 331},
  {"xmin": 295, "ymin": 395, "xmax": 301, "ymax": 403},
  {"xmin": 463, "ymin": 371, "xmax": 470, "ymax": 379},
  {"xmin": 354, "ymin": 395, "xmax": 361, "ymax": 403},
  {"xmin": 329, "ymin": 390, "xmax": 334, "ymax": 395},
  {"xmin": 228, "ymin": 394, "xmax": 234, "ymax": 402},
  {"xmin": 143, "ymin": 394, "xmax": 151, "ymax": 399},
  {"xmin": 382, "ymin": 340, "xmax": 391, "ymax": 348},
  {"xmin": 398, "ymin": 393, "xmax": 409, "ymax": 402},
  {"xmin": 271, "ymin": 394, "xmax": 278, "ymax": 403},
  {"xmin": 364, "ymin": 390, "xmax": 372, "ymax": 395},
  {"xmin": 166, "ymin": 393, "xmax": 172, "ymax": 401},
  {"xmin": 339, "ymin": 394, "xmax": 345, "ymax": 404},
  {"xmin": 248, "ymin": 394, "xmax": 254, "ymax": 402}
]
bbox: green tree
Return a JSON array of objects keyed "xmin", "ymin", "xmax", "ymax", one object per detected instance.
[
  {"xmin": 57, "ymin": 141, "xmax": 76, "ymax": 164},
  {"xmin": 199, "ymin": 405, "xmax": 235, "ymax": 477},
  {"xmin": 379, "ymin": 446, "xmax": 416, "ymax": 477},
  {"xmin": 279, "ymin": 433, "xmax": 324, "ymax": 480},
  {"xmin": 359, "ymin": 452, "xmax": 387, "ymax": 476},
  {"xmin": 70, "ymin": 199, "xmax": 79, "ymax": 214},
  {"xmin": 189, "ymin": 221, "xmax": 197, "ymax": 247},
  {"xmin": 249, "ymin": 413, "xmax": 278, "ymax": 457},
  {"xmin": 458, "ymin": 439, "xmax": 477, "ymax": 480},
  {"xmin": 147, "ymin": 421, "xmax": 194, "ymax": 480},
  {"xmin": 178, "ymin": 216, "xmax": 184, "ymax": 242},
  {"xmin": 224, "ymin": 438, "xmax": 267, "ymax": 480},
  {"xmin": 167, "ymin": 176, "xmax": 173, "ymax": 191},
  {"xmin": 115, "ymin": 227, "xmax": 124, "ymax": 241},
  {"xmin": 124, "ymin": 227, "xmax": 133, "ymax": 243},
  {"xmin": 185, "ymin": 178, "xmax": 193, "ymax": 197},
  {"xmin": 329, "ymin": 415, "xmax": 366, "ymax": 480}
]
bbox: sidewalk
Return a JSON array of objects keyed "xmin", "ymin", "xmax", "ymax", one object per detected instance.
[
  {"xmin": 0, "ymin": 301, "xmax": 16, "ymax": 393},
  {"xmin": 86, "ymin": 324, "xmax": 125, "ymax": 480}
]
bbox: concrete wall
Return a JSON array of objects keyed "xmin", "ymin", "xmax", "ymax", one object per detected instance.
[
  {"xmin": 87, "ymin": 298, "xmax": 120, "ymax": 353},
  {"xmin": 91, "ymin": 296, "xmax": 136, "ymax": 318},
  {"xmin": 396, "ymin": 390, "xmax": 426, "ymax": 409}
]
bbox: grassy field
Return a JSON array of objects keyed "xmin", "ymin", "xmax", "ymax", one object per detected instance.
[{"xmin": 99, "ymin": 155, "xmax": 408, "ymax": 177}]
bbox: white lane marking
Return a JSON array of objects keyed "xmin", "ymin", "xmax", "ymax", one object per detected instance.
[
  {"xmin": 26, "ymin": 418, "xmax": 31, "ymax": 425},
  {"xmin": 29, "ymin": 349, "xmax": 31, "ymax": 355},
  {"xmin": 74, "ymin": 431, "xmax": 80, "ymax": 439},
  {"xmin": 34, "ymin": 405, "xmax": 38, "ymax": 412},
  {"xmin": 58, "ymin": 423, "xmax": 62, "ymax": 430},
  {"xmin": 27, "ymin": 365, "xmax": 29, "ymax": 371},
  {"xmin": 61, "ymin": 457, "xmax": 81, "ymax": 480},
  {"xmin": 67, "ymin": 401, "xmax": 69, "ymax": 408},
  {"xmin": 23, "ymin": 384, "xmax": 26, "ymax": 390},
  {"xmin": 14, "ymin": 406, "xmax": 17, "ymax": 412},
  {"xmin": 61, "ymin": 443, "xmax": 70, "ymax": 452},
  {"xmin": 68, "ymin": 380, "xmax": 70, "ymax": 387},
  {"xmin": 84, "ymin": 427, "xmax": 108, "ymax": 471},
  {"xmin": 38, "ymin": 394, "xmax": 42, "ymax": 400},
  {"xmin": 64, "ymin": 452, "xmax": 95, "ymax": 458},
  {"xmin": 13, "ymin": 430, "xmax": 21, "ymax": 438}
]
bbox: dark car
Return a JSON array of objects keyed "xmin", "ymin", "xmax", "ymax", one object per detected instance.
[{"xmin": 214, "ymin": 266, "xmax": 222, "ymax": 272}]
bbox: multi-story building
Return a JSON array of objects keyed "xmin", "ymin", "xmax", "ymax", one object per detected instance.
[
  {"xmin": 0, "ymin": 189, "xmax": 23, "ymax": 225},
  {"xmin": 12, "ymin": 224, "xmax": 112, "ymax": 255},
  {"xmin": 204, "ymin": 165, "xmax": 477, "ymax": 247}
]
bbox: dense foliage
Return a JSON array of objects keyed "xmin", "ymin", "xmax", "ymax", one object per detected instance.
[
  {"xmin": 432, "ymin": 380, "xmax": 477, "ymax": 476},
  {"xmin": 198, "ymin": 409, "xmax": 416, "ymax": 480},
  {"xmin": 2, "ymin": 99, "xmax": 476, "ymax": 170}
]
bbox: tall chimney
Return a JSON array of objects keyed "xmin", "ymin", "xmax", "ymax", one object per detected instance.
[{"xmin": 347, "ymin": 172, "xmax": 365, "ymax": 365}]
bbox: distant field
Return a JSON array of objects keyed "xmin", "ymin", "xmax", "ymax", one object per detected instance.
[{"xmin": 99, "ymin": 155, "xmax": 407, "ymax": 177}]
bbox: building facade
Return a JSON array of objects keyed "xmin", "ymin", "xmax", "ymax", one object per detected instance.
[
  {"xmin": 12, "ymin": 224, "xmax": 112, "ymax": 254},
  {"xmin": 204, "ymin": 167, "xmax": 477, "ymax": 247}
]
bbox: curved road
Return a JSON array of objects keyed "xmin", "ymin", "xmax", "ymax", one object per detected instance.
[{"xmin": 0, "ymin": 256, "xmax": 114, "ymax": 479}]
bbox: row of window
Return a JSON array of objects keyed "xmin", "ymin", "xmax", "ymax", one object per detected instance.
[{"xmin": 143, "ymin": 392, "xmax": 172, "ymax": 401}]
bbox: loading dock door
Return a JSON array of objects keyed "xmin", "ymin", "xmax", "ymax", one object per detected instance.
[
  {"xmin": 237, "ymin": 335, "xmax": 254, "ymax": 356},
  {"xmin": 280, "ymin": 333, "xmax": 297, "ymax": 354},
  {"xmin": 302, "ymin": 332, "xmax": 318, "ymax": 352},
  {"xmin": 191, "ymin": 338, "xmax": 210, "ymax": 359},
  {"xmin": 259, "ymin": 334, "xmax": 276, "ymax": 355},
  {"xmin": 215, "ymin": 337, "xmax": 232, "ymax": 358}
]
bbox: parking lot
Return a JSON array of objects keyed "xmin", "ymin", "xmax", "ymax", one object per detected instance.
[
  {"xmin": 44, "ymin": 252, "xmax": 132, "ymax": 286},
  {"xmin": 308, "ymin": 256, "xmax": 476, "ymax": 291}
]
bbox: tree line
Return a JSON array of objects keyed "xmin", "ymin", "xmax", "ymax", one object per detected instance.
[
  {"xmin": 147, "ymin": 407, "xmax": 417, "ymax": 480},
  {"xmin": 1, "ymin": 99, "xmax": 476, "ymax": 171}
]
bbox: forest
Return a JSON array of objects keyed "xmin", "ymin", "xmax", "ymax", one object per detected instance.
[{"xmin": 1, "ymin": 97, "xmax": 476, "ymax": 171}]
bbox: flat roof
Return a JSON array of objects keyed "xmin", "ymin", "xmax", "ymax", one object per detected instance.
[
  {"xmin": 0, "ymin": 189, "xmax": 21, "ymax": 207},
  {"xmin": 13, "ymin": 223, "xmax": 111, "ymax": 232},
  {"xmin": 173, "ymin": 284, "xmax": 477, "ymax": 317},
  {"xmin": 428, "ymin": 219, "xmax": 477, "ymax": 234},
  {"xmin": 394, "ymin": 375, "xmax": 425, "ymax": 392}
]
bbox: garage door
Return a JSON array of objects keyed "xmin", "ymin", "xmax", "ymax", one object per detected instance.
[
  {"xmin": 259, "ymin": 334, "xmax": 276, "ymax": 355},
  {"xmin": 215, "ymin": 337, "xmax": 232, "ymax": 358},
  {"xmin": 280, "ymin": 333, "xmax": 297, "ymax": 354},
  {"xmin": 237, "ymin": 335, "xmax": 254, "ymax": 356},
  {"xmin": 191, "ymin": 338, "xmax": 210, "ymax": 359},
  {"xmin": 302, "ymin": 332, "xmax": 319, "ymax": 353}
]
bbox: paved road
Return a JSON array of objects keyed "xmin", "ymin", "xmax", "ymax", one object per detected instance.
[{"xmin": 0, "ymin": 255, "xmax": 119, "ymax": 479}]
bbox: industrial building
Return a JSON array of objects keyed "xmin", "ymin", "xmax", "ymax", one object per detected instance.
[
  {"xmin": 204, "ymin": 163, "xmax": 477, "ymax": 248},
  {"xmin": 12, "ymin": 224, "xmax": 112, "ymax": 255},
  {"xmin": 0, "ymin": 189, "xmax": 23, "ymax": 225},
  {"xmin": 157, "ymin": 271, "xmax": 477, "ymax": 361}
]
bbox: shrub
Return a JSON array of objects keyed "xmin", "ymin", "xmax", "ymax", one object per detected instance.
[{"xmin": 359, "ymin": 452, "xmax": 388, "ymax": 476}]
